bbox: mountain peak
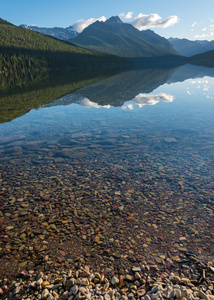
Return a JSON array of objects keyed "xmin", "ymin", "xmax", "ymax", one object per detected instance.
[
  {"xmin": 72, "ymin": 15, "xmax": 178, "ymax": 58},
  {"xmin": 105, "ymin": 16, "xmax": 123, "ymax": 26}
]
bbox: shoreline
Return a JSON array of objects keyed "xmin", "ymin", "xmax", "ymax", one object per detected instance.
[{"xmin": 0, "ymin": 252, "xmax": 213, "ymax": 299}]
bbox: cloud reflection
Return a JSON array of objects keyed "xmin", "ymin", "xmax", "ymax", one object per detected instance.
[
  {"xmin": 41, "ymin": 92, "xmax": 175, "ymax": 110},
  {"xmin": 78, "ymin": 93, "xmax": 175, "ymax": 110},
  {"xmin": 122, "ymin": 93, "xmax": 174, "ymax": 110},
  {"xmin": 186, "ymin": 80, "xmax": 213, "ymax": 99},
  {"xmin": 78, "ymin": 97, "xmax": 111, "ymax": 109}
]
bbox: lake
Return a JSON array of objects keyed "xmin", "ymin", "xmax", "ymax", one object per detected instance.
[{"xmin": 0, "ymin": 64, "xmax": 213, "ymax": 277}]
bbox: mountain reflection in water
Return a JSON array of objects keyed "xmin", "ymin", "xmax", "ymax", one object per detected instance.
[
  {"xmin": 0, "ymin": 63, "xmax": 213, "ymax": 278},
  {"xmin": 42, "ymin": 64, "xmax": 214, "ymax": 110}
]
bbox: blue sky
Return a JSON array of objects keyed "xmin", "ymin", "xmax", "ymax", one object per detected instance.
[{"xmin": 1, "ymin": 0, "xmax": 214, "ymax": 40}]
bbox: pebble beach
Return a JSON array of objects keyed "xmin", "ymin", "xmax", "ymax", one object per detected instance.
[
  {"xmin": 0, "ymin": 252, "xmax": 214, "ymax": 300},
  {"xmin": 0, "ymin": 72, "xmax": 214, "ymax": 299}
]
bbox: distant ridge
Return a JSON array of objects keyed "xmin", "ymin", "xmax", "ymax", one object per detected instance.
[
  {"xmin": 19, "ymin": 24, "xmax": 78, "ymax": 40},
  {"xmin": 169, "ymin": 37, "xmax": 214, "ymax": 56},
  {"xmin": 71, "ymin": 16, "xmax": 179, "ymax": 58},
  {"xmin": 169, "ymin": 38, "xmax": 208, "ymax": 56}
]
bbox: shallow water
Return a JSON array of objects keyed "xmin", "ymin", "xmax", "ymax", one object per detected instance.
[{"xmin": 0, "ymin": 64, "xmax": 213, "ymax": 276}]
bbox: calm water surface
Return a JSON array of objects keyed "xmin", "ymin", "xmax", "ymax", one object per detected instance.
[{"xmin": 0, "ymin": 64, "xmax": 213, "ymax": 276}]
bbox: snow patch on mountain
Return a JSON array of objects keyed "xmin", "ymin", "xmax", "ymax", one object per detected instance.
[{"xmin": 19, "ymin": 24, "xmax": 78, "ymax": 40}]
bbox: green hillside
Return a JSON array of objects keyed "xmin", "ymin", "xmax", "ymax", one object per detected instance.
[
  {"xmin": 71, "ymin": 17, "xmax": 178, "ymax": 58},
  {"xmin": 0, "ymin": 17, "xmax": 14, "ymax": 26},
  {"xmin": 0, "ymin": 19, "xmax": 132, "ymax": 78}
]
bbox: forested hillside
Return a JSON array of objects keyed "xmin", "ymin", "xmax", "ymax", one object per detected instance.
[
  {"xmin": 0, "ymin": 18, "xmax": 131, "ymax": 79},
  {"xmin": 187, "ymin": 50, "xmax": 214, "ymax": 67},
  {"xmin": 0, "ymin": 18, "xmax": 14, "ymax": 25}
]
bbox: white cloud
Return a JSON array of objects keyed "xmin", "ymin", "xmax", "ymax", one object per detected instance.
[
  {"xmin": 194, "ymin": 32, "xmax": 214, "ymax": 38},
  {"xmin": 131, "ymin": 13, "xmax": 179, "ymax": 30},
  {"xmin": 72, "ymin": 12, "xmax": 179, "ymax": 33},
  {"xmin": 191, "ymin": 19, "xmax": 214, "ymax": 39},
  {"xmin": 72, "ymin": 16, "xmax": 106, "ymax": 33},
  {"xmin": 119, "ymin": 11, "xmax": 133, "ymax": 19}
]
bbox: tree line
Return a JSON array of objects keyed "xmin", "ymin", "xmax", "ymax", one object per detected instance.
[{"xmin": 0, "ymin": 21, "xmax": 132, "ymax": 79}]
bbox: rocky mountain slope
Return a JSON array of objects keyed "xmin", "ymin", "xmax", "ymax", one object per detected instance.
[
  {"xmin": 19, "ymin": 24, "xmax": 78, "ymax": 40},
  {"xmin": 71, "ymin": 16, "xmax": 178, "ymax": 58}
]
